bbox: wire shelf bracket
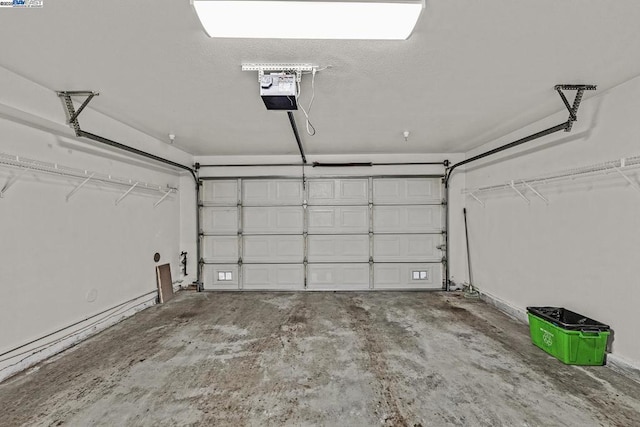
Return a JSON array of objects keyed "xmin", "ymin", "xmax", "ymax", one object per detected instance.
[
  {"xmin": 521, "ymin": 180, "xmax": 549, "ymax": 204},
  {"xmin": 65, "ymin": 172, "xmax": 95, "ymax": 202},
  {"xmin": 0, "ymin": 167, "xmax": 28, "ymax": 198},
  {"xmin": 613, "ymin": 165, "xmax": 640, "ymax": 193},
  {"xmin": 468, "ymin": 192, "xmax": 485, "ymax": 207},
  {"xmin": 154, "ymin": 189, "xmax": 175, "ymax": 208},
  {"xmin": 115, "ymin": 182, "xmax": 139, "ymax": 205},
  {"xmin": 509, "ymin": 180, "xmax": 530, "ymax": 204}
]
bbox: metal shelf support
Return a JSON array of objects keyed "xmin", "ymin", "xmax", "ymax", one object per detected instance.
[
  {"xmin": 468, "ymin": 192, "xmax": 485, "ymax": 207},
  {"xmin": 115, "ymin": 182, "xmax": 139, "ymax": 205},
  {"xmin": 509, "ymin": 180, "xmax": 530, "ymax": 204},
  {"xmin": 1, "ymin": 167, "xmax": 28, "ymax": 198},
  {"xmin": 66, "ymin": 172, "xmax": 95, "ymax": 201},
  {"xmin": 521, "ymin": 180, "xmax": 549, "ymax": 204},
  {"xmin": 613, "ymin": 166, "xmax": 640, "ymax": 193},
  {"xmin": 153, "ymin": 189, "xmax": 174, "ymax": 208}
]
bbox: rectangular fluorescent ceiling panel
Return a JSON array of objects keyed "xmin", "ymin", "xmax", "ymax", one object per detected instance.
[{"xmin": 191, "ymin": 0, "xmax": 424, "ymax": 40}]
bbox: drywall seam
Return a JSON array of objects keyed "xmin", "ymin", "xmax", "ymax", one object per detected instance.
[
  {"xmin": 0, "ymin": 293, "xmax": 157, "ymax": 384},
  {"xmin": 479, "ymin": 290, "xmax": 640, "ymax": 380}
]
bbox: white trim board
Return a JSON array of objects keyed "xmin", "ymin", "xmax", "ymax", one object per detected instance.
[
  {"xmin": 0, "ymin": 292, "xmax": 157, "ymax": 384},
  {"xmin": 479, "ymin": 290, "xmax": 640, "ymax": 384}
]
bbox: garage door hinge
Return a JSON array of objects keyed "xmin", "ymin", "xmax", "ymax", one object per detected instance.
[
  {"xmin": 441, "ymin": 256, "xmax": 447, "ymax": 263},
  {"xmin": 238, "ymin": 258, "xmax": 243, "ymax": 265},
  {"xmin": 369, "ymin": 257, "xmax": 374, "ymax": 263},
  {"xmin": 437, "ymin": 244, "xmax": 446, "ymax": 251},
  {"xmin": 441, "ymin": 198, "xmax": 447, "ymax": 205}
]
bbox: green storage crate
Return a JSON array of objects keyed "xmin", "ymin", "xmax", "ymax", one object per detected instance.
[{"xmin": 527, "ymin": 307, "xmax": 610, "ymax": 366}]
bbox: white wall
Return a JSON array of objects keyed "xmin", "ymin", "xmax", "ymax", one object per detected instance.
[
  {"xmin": 463, "ymin": 76, "xmax": 640, "ymax": 367},
  {"xmin": 0, "ymin": 66, "xmax": 194, "ymax": 380},
  {"xmin": 195, "ymin": 152, "xmax": 467, "ymax": 285}
]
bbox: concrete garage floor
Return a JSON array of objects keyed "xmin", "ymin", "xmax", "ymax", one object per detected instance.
[{"xmin": 1, "ymin": 292, "xmax": 640, "ymax": 426}]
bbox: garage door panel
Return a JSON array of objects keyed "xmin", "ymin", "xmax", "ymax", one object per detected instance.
[
  {"xmin": 242, "ymin": 264, "xmax": 305, "ymax": 290},
  {"xmin": 202, "ymin": 264, "xmax": 239, "ymax": 290},
  {"xmin": 243, "ymin": 180, "xmax": 303, "ymax": 206},
  {"xmin": 202, "ymin": 236, "xmax": 238, "ymax": 263},
  {"xmin": 373, "ymin": 178, "xmax": 441, "ymax": 204},
  {"xmin": 307, "ymin": 235, "xmax": 369, "ymax": 262},
  {"xmin": 308, "ymin": 179, "xmax": 369, "ymax": 205},
  {"xmin": 202, "ymin": 180, "xmax": 238, "ymax": 205},
  {"xmin": 243, "ymin": 207, "xmax": 303, "ymax": 234},
  {"xmin": 373, "ymin": 234, "xmax": 441, "ymax": 262},
  {"xmin": 202, "ymin": 207, "xmax": 238, "ymax": 234},
  {"xmin": 373, "ymin": 263, "xmax": 442, "ymax": 289},
  {"xmin": 307, "ymin": 264, "xmax": 370, "ymax": 290},
  {"xmin": 308, "ymin": 206, "xmax": 369, "ymax": 234},
  {"xmin": 373, "ymin": 205, "xmax": 441, "ymax": 233},
  {"xmin": 243, "ymin": 235, "xmax": 304, "ymax": 263}
]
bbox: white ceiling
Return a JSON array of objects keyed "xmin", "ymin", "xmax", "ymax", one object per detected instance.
[{"xmin": 1, "ymin": 1, "xmax": 640, "ymax": 157}]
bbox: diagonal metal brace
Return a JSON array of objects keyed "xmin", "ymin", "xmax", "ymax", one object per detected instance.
[
  {"xmin": 153, "ymin": 189, "xmax": 174, "ymax": 208},
  {"xmin": 0, "ymin": 167, "xmax": 29, "ymax": 198},
  {"xmin": 66, "ymin": 173, "xmax": 95, "ymax": 202},
  {"xmin": 56, "ymin": 91, "xmax": 99, "ymax": 136},
  {"xmin": 468, "ymin": 192, "xmax": 485, "ymax": 207},
  {"xmin": 613, "ymin": 166, "xmax": 640, "ymax": 193},
  {"xmin": 521, "ymin": 180, "xmax": 549, "ymax": 204},
  {"xmin": 115, "ymin": 182, "xmax": 138, "ymax": 205},
  {"xmin": 509, "ymin": 180, "xmax": 530, "ymax": 204},
  {"xmin": 555, "ymin": 84, "xmax": 596, "ymax": 132}
]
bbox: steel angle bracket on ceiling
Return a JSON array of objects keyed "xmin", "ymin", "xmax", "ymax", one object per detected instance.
[
  {"xmin": 57, "ymin": 90, "xmax": 100, "ymax": 136},
  {"xmin": 241, "ymin": 63, "xmax": 314, "ymax": 82},
  {"xmin": 555, "ymin": 84, "xmax": 597, "ymax": 132}
]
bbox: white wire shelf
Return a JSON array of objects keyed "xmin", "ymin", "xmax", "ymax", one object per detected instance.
[
  {"xmin": 462, "ymin": 155, "xmax": 640, "ymax": 206},
  {"xmin": 0, "ymin": 152, "xmax": 178, "ymax": 206}
]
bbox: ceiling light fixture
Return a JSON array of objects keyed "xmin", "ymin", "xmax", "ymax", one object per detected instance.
[{"xmin": 191, "ymin": 0, "xmax": 425, "ymax": 40}]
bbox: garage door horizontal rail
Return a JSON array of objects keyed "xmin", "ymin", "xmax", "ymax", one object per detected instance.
[{"xmin": 202, "ymin": 260, "xmax": 443, "ymax": 265}]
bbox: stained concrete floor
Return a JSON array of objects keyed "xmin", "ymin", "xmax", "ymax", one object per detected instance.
[{"xmin": 1, "ymin": 292, "xmax": 640, "ymax": 426}]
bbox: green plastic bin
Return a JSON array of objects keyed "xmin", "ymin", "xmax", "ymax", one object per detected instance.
[{"xmin": 527, "ymin": 307, "xmax": 610, "ymax": 366}]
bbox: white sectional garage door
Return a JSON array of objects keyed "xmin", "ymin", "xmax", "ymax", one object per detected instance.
[{"xmin": 200, "ymin": 176, "xmax": 445, "ymax": 290}]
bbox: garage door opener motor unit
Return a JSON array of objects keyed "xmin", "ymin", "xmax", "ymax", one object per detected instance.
[{"xmin": 260, "ymin": 73, "xmax": 297, "ymax": 110}]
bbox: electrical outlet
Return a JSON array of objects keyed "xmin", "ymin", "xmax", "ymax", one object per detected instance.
[
  {"xmin": 218, "ymin": 271, "xmax": 233, "ymax": 281},
  {"xmin": 412, "ymin": 270, "xmax": 429, "ymax": 280}
]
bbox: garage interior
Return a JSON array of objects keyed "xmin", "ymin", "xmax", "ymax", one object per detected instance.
[{"xmin": 1, "ymin": 1, "xmax": 640, "ymax": 426}]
